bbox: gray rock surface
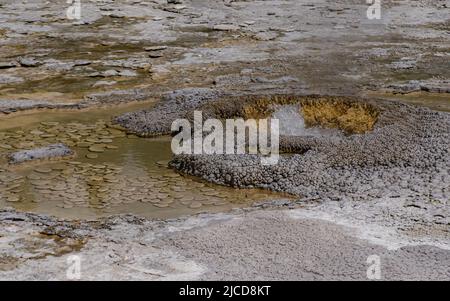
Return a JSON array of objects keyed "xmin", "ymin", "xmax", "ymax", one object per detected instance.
[
  {"xmin": 387, "ymin": 79, "xmax": 450, "ymax": 94},
  {"xmin": 0, "ymin": 208, "xmax": 448, "ymax": 280},
  {"xmin": 0, "ymin": 100, "xmax": 82, "ymax": 114},
  {"xmin": 0, "ymin": 0, "xmax": 448, "ymax": 111},
  {"xmin": 8, "ymin": 143, "xmax": 74, "ymax": 164}
]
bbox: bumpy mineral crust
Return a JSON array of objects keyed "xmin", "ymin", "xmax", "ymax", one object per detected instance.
[{"xmin": 169, "ymin": 96, "xmax": 449, "ymax": 198}]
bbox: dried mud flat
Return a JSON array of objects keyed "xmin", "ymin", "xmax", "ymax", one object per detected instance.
[{"xmin": 0, "ymin": 0, "xmax": 449, "ymax": 280}]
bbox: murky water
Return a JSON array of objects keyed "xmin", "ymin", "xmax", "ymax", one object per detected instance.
[{"xmin": 0, "ymin": 103, "xmax": 293, "ymax": 220}]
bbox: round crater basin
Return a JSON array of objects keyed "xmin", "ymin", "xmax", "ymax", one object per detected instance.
[{"xmin": 271, "ymin": 104, "xmax": 344, "ymax": 137}]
